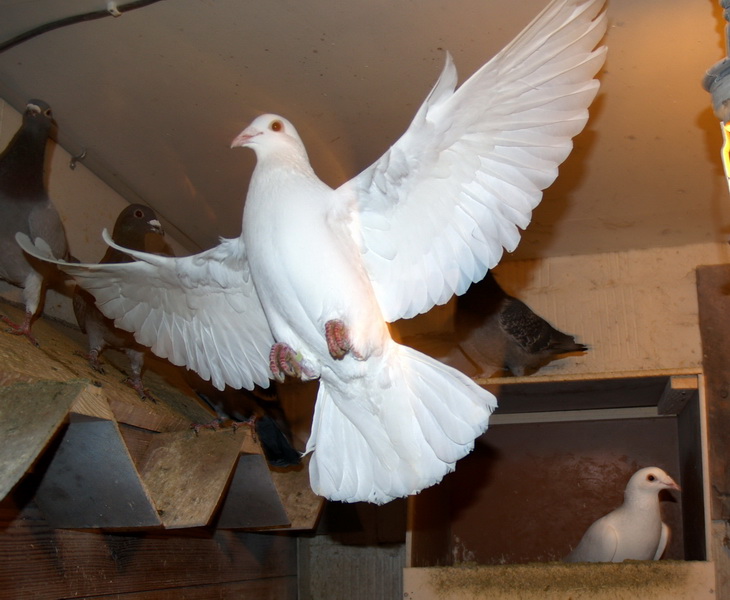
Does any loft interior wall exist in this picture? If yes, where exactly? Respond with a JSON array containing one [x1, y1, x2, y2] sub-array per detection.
[[0, 0, 726, 260], [0, 99, 189, 324]]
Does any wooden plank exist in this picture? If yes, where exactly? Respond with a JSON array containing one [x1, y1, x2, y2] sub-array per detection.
[[490, 406, 661, 425], [0, 303, 79, 388], [269, 455, 324, 531], [135, 428, 245, 529], [77, 577, 298, 599], [0, 491, 297, 600], [0, 300, 218, 433], [696, 264, 730, 519], [403, 562, 716, 600], [0, 379, 82, 500], [658, 375, 699, 416]]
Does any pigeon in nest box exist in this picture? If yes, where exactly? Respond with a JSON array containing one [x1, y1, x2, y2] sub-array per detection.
[[564, 466, 681, 563]]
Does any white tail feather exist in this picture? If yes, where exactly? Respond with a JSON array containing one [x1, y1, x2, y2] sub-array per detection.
[[306, 343, 496, 504]]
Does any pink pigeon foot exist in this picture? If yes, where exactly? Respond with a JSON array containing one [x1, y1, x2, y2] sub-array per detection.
[[123, 375, 156, 402], [325, 319, 363, 360], [1, 312, 38, 347], [232, 416, 257, 438], [269, 342, 316, 382], [190, 418, 224, 435], [74, 349, 106, 374]]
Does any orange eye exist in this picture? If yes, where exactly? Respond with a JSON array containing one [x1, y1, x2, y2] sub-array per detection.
[[270, 120, 283, 132]]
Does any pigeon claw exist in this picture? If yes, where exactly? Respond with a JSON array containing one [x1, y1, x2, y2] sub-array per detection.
[[74, 349, 106, 374], [269, 342, 315, 382], [190, 418, 224, 436], [325, 319, 362, 360], [1, 313, 39, 347], [123, 375, 156, 402], [232, 416, 257, 439]]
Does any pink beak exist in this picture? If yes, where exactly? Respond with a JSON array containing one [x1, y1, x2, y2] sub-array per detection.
[[666, 478, 681, 492], [231, 127, 260, 148]]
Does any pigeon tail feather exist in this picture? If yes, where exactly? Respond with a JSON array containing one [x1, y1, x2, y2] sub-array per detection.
[[306, 342, 496, 504]]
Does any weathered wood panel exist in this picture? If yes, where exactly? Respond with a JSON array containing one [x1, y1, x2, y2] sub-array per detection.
[[0, 484, 297, 600], [696, 264, 730, 520], [78, 578, 298, 599]]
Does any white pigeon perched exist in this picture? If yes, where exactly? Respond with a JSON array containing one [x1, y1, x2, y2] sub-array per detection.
[[564, 466, 681, 563], [17, 0, 607, 504]]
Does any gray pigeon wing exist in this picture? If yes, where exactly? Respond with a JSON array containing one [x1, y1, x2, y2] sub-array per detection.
[[27, 200, 68, 260]]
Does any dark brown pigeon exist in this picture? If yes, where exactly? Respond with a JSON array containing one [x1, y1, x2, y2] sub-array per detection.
[[73, 204, 165, 398]]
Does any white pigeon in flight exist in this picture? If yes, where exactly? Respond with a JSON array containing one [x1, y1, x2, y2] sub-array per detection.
[[564, 467, 681, 563], [17, 0, 607, 504]]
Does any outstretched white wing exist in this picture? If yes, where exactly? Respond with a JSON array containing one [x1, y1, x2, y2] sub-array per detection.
[[17, 231, 274, 391], [340, 0, 606, 321]]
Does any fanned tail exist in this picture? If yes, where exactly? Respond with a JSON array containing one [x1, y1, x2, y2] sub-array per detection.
[[306, 343, 496, 504]]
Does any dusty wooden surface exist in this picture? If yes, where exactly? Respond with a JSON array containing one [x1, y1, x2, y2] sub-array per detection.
[[0, 300, 214, 431], [136, 428, 250, 529], [403, 562, 716, 600], [0, 380, 79, 497]]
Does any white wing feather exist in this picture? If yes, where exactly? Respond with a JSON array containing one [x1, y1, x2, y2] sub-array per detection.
[[16, 231, 273, 391], [340, 0, 607, 321]]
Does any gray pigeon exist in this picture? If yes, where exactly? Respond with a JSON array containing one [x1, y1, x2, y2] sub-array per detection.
[[73, 204, 165, 398], [0, 99, 69, 344], [456, 271, 588, 376], [564, 466, 681, 563]]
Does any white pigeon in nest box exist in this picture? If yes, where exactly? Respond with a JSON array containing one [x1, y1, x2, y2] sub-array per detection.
[[564, 466, 681, 563], [17, 0, 607, 504]]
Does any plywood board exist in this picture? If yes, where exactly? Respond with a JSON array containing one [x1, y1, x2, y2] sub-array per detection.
[[403, 562, 715, 600], [135, 428, 245, 529], [0, 379, 81, 500]]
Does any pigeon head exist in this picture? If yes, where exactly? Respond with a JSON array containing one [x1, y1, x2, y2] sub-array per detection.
[[24, 99, 56, 136], [113, 203, 164, 241], [230, 114, 306, 159], [626, 467, 681, 499]]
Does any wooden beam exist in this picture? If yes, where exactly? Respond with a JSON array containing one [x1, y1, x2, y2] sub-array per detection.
[[696, 264, 730, 519]]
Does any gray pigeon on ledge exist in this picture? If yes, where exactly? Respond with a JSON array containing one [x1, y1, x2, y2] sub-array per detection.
[[564, 466, 681, 563], [0, 99, 69, 345], [456, 271, 588, 376], [73, 204, 166, 399]]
